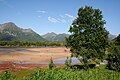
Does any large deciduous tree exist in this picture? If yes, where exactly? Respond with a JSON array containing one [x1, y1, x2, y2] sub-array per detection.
[[65, 6, 109, 65]]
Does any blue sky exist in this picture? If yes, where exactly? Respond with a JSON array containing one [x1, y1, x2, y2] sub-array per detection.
[[0, 0, 120, 35]]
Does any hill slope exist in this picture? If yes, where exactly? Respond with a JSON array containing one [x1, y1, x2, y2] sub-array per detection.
[[42, 32, 69, 42], [108, 34, 117, 40], [0, 22, 46, 41]]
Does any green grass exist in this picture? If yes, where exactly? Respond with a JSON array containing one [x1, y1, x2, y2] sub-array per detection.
[[11, 69, 36, 80], [0, 69, 36, 80], [0, 65, 120, 80]]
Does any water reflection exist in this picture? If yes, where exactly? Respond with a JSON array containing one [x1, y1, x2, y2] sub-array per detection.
[[13, 57, 80, 65]]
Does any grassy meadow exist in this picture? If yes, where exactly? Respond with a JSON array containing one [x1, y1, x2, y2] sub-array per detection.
[[0, 65, 120, 80]]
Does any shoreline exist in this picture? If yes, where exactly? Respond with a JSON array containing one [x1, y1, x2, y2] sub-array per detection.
[[0, 63, 64, 73], [0, 47, 70, 72]]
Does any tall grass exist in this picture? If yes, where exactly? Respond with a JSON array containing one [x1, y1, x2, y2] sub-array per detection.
[[26, 67, 120, 80], [0, 66, 120, 80]]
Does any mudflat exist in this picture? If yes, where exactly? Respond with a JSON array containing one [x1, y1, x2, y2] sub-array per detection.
[[0, 47, 70, 62]]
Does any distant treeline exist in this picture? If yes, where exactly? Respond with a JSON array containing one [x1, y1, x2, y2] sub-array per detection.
[[0, 41, 64, 47]]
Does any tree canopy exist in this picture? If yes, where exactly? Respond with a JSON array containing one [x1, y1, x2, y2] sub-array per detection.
[[65, 6, 109, 64]]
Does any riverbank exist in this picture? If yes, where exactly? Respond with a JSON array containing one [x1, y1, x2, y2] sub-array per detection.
[[0, 47, 70, 62], [0, 47, 70, 72]]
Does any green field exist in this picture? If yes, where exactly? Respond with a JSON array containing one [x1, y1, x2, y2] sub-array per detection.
[[0, 65, 120, 80]]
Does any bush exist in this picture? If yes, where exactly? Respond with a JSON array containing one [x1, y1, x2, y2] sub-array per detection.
[[94, 59, 101, 64], [48, 58, 55, 69], [107, 46, 120, 71], [64, 57, 72, 68]]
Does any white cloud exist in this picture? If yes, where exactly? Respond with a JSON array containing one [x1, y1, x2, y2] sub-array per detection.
[[48, 16, 66, 23], [36, 10, 46, 13], [65, 13, 75, 19], [57, 18, 66, 23], [48, 16, 59, 23]]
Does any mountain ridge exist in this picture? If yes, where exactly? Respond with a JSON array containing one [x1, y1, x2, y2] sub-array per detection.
[[0, 22, 117, 42], [0, 22, 46, 41], [42, 32, 69, 42]]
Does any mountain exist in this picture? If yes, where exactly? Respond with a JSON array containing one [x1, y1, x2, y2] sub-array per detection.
[[42, 32, 117, 42], [0, 22, 46, 41], [0, 22, 116, 42], [42, 32, 57, 41], [111, 34, 120, 42], [42, 32, 69, 42], [108, 34, 117, 40]]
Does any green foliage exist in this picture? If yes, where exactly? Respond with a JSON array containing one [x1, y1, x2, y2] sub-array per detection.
[[0, 71, 14, 80], [65, 6, 109, 67], [94, 59, 101, 64], [48, 58, 55, 69], [25, 67, 120, 80], [0, 66, 120, 80], [65, 57, 72, 68], [107, 46, 120, 71], [0, 41, 63, 47]]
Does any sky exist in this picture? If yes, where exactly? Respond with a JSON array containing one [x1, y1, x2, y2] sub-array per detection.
[[0, 0, 120, 35]]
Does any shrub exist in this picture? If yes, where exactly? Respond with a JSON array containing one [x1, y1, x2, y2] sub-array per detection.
[[48, 57, 55, 69], [65, 57, 72, 68], [94, 59, 101, 64], [107, 46, 120, 71]]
